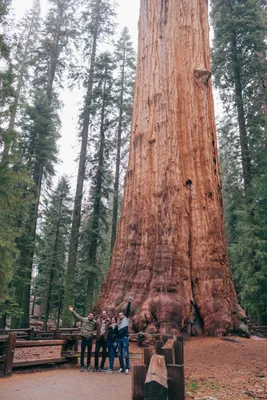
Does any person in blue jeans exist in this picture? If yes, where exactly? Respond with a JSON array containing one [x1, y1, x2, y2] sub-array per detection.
[[105, 317, 118, 373], [117, 297, 132, 374]]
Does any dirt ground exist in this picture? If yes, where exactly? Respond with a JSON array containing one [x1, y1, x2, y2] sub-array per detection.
[[0, 336, 266, 400], [184, 336, 267, 399]]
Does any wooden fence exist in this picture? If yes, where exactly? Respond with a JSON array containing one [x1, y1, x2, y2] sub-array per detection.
[[0, 328, 142, 377], [0, 333, 75, 377], [0, 327, 80, 341], [132, 335, 185, 400]]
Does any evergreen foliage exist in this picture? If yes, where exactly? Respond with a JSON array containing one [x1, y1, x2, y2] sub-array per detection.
[[12, 89, 60, 328], [1, 0, 138, 330], [34, 176, 72, 329], [80, 51, 116, 312], [62, 0, 117, 326], [111, 27, 136, 250], [212, 0, 267, 324]]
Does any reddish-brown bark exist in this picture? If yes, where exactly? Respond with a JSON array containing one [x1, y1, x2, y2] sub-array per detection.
[[97, 0, 246, 335]]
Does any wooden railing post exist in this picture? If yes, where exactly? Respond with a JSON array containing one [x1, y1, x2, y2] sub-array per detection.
[[143, 347, 153, 371], [29, 328, 34, 340], [144, 355, 168, 400], [167, 364, 185, 400], [132, 364, 146, 400], [3, 333, 17, 377], [162, 339, 175, 365], [174, 338, 184, 365], [162, 335, 172, 345], [155, 340, 164, 355]]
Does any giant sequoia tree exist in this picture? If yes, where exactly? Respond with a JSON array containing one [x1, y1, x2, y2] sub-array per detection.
[[97, 0, 246, 335]]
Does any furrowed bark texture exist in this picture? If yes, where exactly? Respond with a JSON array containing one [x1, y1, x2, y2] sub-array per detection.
[[97, 0, 245, 335]]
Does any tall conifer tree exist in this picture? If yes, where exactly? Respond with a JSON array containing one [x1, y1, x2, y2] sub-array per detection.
[[111, 27, 136, 250], [63, 0, 116, 326]]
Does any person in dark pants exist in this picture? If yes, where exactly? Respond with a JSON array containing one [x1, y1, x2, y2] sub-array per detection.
[[94, 310, 110, 372], [105, 317, 118, 373], [68, 306, 96, 372], [117, 297, 132, 374]]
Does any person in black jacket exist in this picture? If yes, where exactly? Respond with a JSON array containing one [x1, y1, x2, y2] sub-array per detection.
[[105, 317, 118, 373], [117, 297, 132, 374]]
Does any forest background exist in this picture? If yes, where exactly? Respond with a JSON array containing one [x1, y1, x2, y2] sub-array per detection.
[[0, 0, 266, 330]]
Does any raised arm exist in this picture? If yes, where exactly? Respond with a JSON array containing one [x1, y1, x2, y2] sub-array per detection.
[[68, 306, 84, 322], [125, 297, 132, 318]]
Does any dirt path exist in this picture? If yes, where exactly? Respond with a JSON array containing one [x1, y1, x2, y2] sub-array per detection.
[[0, 369, 131, 400]]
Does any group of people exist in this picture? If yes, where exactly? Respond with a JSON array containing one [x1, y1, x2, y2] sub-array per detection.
[[68, 297, 132, 374]]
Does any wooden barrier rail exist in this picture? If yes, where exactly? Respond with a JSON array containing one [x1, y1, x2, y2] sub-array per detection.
[[0, 332, 143, 378], [132, 335, 185, 400], [0, 334, 71, 377], [0, 328, 81, 341]]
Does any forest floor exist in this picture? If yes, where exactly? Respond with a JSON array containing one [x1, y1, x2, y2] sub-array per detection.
[[184, 336, 267, 399], [0, 336, 266, 400]]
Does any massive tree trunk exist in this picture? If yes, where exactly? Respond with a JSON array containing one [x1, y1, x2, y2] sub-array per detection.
[[96, 0, 246, 335]]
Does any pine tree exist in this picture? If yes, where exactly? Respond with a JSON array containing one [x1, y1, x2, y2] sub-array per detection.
[[34, 0, 78, 102], [0, 0, 13, 148], [62, 0, 117, 326], [13, 0, 78, 328], [211, 0, 266, 193], [1, 0, 41, 162], [211, 0, 267, 324], [35, 176, 72, 329], [0, 0, 31, 327], [82, 51, 115, 311], [12, 90, 60, 328], [111, 27, 136, 250], [230, 170, 267, 324]]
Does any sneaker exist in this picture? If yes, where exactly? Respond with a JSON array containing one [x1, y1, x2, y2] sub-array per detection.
[[99, 367, 104, 372], [117, 368, 125, 373], [93, 368, 98, 372], [80, 367, 85, 372], [125, 369, 129, 374], [86, 366, 91, 372], [105, 368, 113, 373]]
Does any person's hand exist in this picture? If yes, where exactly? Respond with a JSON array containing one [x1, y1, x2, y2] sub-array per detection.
[[128, 296, 133, 302], [68, 305, 73, 311]]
